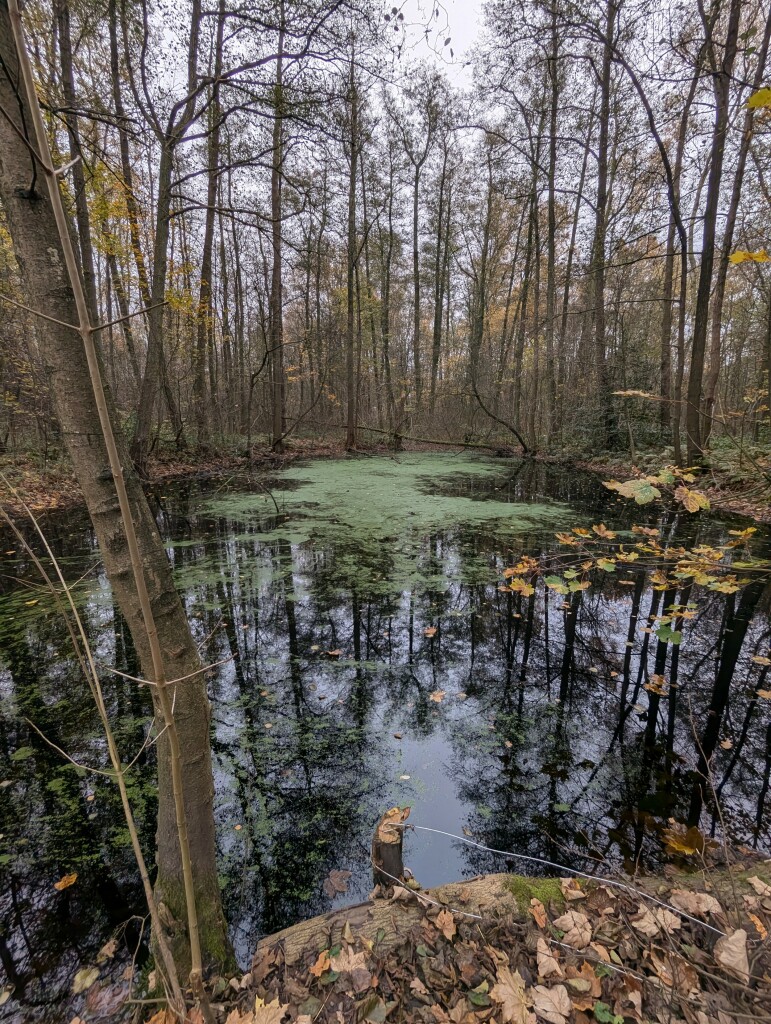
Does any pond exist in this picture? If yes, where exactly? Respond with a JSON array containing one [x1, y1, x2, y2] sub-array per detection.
[[0, 453, 769, 1021]]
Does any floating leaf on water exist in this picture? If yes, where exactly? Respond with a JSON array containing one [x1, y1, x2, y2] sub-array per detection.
[[423, 626, 437, 638], [54, 872, 78, 891], [428, 689, 446, 703], [322, 868, 352, 898]]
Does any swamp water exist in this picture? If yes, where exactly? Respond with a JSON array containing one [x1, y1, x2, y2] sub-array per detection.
[[0, 453, 769, 1021]]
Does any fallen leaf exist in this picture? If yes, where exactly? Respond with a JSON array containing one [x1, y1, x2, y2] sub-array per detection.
[[424, 627, 437, 638], [429, 690, 446, 703], [529, 984, 571, 1024], [529, 898, 547, 929], [309, 950, 330, 977], [536, 937, 563, 979], [330, 947, 367, 973], [490, 966, 535, 1023], [410, 977, 429, 997], [669, 889, 723, 918], [559, 878, 585, 901], [54, 872, 78, 891], [253, 996, 289, 1024], [714, 928, 750, 981], [323, 869, 352, 898], [553, 910, 592, 948], [435, 908, 456, 941], [747, 875, 771, 897], [630, 904, 660, 937], [326, 649, 341, 657]]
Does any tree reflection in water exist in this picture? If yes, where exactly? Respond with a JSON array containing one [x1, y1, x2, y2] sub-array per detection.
[[0, 455, 768, 1019]]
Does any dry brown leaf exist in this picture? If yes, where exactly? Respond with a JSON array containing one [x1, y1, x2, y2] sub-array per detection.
[[536, 937, 563, 979], [529, 898, 547, 929], [329, 947, 367, 973], [552, 910, 592, 949], [323, 869, 352, 898], [410, 977, 429, 997], [253, 997, 289, 1024], [435, 908, 456, 941], [309, 950, 330, 977], [653, 906, 682, 934], [490, 966, 535, 1024], [630, 904, 660, 937], [429, 689, 446, 703], [589, 942, 611, 963], [567, 962, 601, 998], [714, 928, 750, 982], [669, 889, 723, 918], [529, 984, 571, 1024], [424, 627, 437, 637], [747, 875, 771, 897], [559, 878, 585, 902]]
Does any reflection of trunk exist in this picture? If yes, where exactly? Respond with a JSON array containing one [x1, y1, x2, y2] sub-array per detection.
[[716, 663, 769, 801], [644, 585, 676, 748], [618, 572, 645, 731], [559, 589, 582, 701], [687, 578, 766, 826], [755, 725, 771, 847]]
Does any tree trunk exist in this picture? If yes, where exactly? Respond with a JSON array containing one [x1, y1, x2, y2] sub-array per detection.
[[345, 53, 359, 450], [685, 0, 742, 462], [270, 3, 286, 451], [0, 0, 230, 973]]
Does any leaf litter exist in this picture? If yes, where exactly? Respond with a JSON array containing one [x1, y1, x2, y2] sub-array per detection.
[[152, 866, 771, 1024]]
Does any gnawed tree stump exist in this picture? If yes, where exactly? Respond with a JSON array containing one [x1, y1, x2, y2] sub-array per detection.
[[371, 806, 409, 886]]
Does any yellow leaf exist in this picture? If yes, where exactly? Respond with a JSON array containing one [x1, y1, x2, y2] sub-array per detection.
[[54, 872, 78, 891], [728, 248, 770, 264], [747, 87, 771, 109]]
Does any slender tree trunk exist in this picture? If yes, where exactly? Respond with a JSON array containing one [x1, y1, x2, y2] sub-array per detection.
[[0, 0, 230, 973], [544, 2, 560, 443], [193, 0, 225, 444], [685, 0, 742, 462], [270, 4, 285, 450], [590, 0, 618, 449], [703, 7, 771, 436], [345, 51, 359, 449]]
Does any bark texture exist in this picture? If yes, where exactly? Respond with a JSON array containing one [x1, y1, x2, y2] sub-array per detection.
[[0, 0, 229, 971]]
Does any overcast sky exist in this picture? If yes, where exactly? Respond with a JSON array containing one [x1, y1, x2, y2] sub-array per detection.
[[398, 0, 486, 89]]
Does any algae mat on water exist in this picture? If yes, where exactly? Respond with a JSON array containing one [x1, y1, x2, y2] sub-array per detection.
[[199, 453, 572, 540]]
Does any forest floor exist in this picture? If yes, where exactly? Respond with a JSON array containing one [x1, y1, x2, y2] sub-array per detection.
[[149, 857, 771, 1024], [1, 437, 769, 525]]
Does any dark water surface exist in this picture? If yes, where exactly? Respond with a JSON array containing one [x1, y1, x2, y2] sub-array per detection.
[[0, 454, 769, 1021]]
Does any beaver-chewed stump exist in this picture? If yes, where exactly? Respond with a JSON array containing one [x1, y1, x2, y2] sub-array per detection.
[[371, 806, 409, 886]]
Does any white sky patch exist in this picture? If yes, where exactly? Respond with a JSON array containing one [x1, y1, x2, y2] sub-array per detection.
[[392, 0, 485, 90]]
